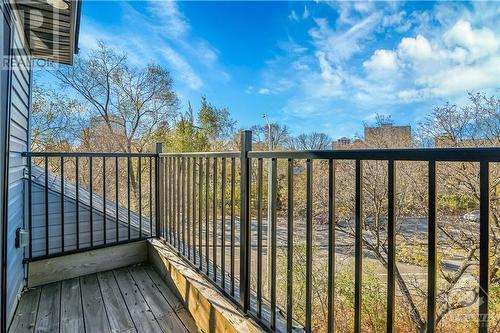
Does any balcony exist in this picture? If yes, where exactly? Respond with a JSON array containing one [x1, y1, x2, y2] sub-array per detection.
[[13, 131, 499, 333], [10, 264, 196, 333]]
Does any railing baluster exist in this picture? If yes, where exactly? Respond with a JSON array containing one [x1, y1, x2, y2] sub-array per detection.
[[149, 156, 153, 237], [286, 159, 294, 332], [168, 157, 172, 242], [239, 131, 252, 312], [155, 143, 163, 238], [115, 157, 119, 242], [178, 157, 182, 251], [127, 156, 131, 240], [213, 157, 218, 280], [221, 157, 226, 290], [387, 160, 396, 333], [205, 157, 210, 274], [305, 159, 313, 333], [193, 158, 197, 264], [182, 157, 186, 255], [163, 156, 167, 239], [171, 158, 175, 245], [60, 156, 64, 253], [90, 157, 93, 247], [199, 158, 203, 270], [138, 157, 142, 239], [327, 159, 335, 333], [45, 157, 49, 256], [354, 159, 363, 333], [76, 157, 80, 250], [230, 157, 236, 296], [270, 158, 278, 330], [479, 161, 489, 333], [427, 160, 437, 333], [187, 158, 191, 260], [257, 158, 263, 318], [103, 157, 107, 244], [28, 155, 32, 258], [175, 157, 178, 248], [173, 158, 177, 246]]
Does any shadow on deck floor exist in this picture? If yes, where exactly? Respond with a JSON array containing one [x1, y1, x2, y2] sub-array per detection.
[[9, 264, 198, 333]]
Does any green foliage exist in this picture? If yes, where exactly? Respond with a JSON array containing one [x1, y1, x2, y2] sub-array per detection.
[[155, 97, 236, 152], [198, 96, 236, 144], [397, 237, 428, 267], [276, 244, 388, 332], [438, 193, 476, 213]]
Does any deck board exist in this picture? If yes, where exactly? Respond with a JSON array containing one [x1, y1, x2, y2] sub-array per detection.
[[10, 264, 196, 333], [97, 270, 136, 333], [129, 266, 188, 333], [8, 288, 40, 333], [113, 267, 163, 332], [35, 282, 61, 332], [60, 278, 85, 333], [80, 274, 111, 333], [143, 266, 198, 333]]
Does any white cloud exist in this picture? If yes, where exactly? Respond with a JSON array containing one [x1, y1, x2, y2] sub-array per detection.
[[303, 6, 310, 20], [363, 49, 399, 75], [443, 20, 499, 62], [79, 1, 232, 92], [397, 35, 434, 62], [147, 0, 190, 39], [160, 47, 203, 90], [258, 88, 271, 95], [251, 1, 499, 134], [417, 57, 500, 96], [309, 12, 381, 64], [289, 6, 310, 21]]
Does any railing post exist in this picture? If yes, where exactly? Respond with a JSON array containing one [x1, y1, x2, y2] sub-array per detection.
[[155, 143, 163, 238], [239, 130, 252, 312]]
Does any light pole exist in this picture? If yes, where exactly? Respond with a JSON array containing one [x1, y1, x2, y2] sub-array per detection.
[[263, 113, 272, 295]]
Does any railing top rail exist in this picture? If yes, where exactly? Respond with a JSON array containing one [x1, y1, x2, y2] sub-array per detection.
[[160, 151, 240, 158], [23, 146, 500, 161], [23, 151, 158, 158], [248, 147, 500, 161]]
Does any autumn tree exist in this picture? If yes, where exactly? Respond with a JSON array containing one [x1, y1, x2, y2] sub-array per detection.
[[287, 132, 332, 150], [52, 40, 179, 196], [31, 84, 84, 151]]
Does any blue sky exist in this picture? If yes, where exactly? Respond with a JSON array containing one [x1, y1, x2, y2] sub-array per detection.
[[43, 1, 500, 139]]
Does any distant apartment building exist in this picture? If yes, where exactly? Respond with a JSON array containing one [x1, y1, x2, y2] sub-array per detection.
[[332, 122, 413, 149], [364, 123, 413, 147], [332, 137, 364, 149]]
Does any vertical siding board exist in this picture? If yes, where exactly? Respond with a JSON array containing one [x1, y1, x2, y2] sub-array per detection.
[[5, 11, 31, 324]]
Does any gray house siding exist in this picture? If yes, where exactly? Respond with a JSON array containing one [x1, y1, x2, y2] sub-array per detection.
[[2, 3, 31, 323]]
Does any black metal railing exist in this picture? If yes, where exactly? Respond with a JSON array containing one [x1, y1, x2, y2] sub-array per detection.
[[23, 132, 499, 333], [24, 151, 160, 260], [158, 131, 499, 333]]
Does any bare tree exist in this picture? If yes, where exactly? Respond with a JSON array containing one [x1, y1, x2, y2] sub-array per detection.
[[52, 41, 179, 195], [332, 92, 499, 332], [31, 84, 84, 151], [250, 122, 290, 149], [287, 132, 332, 150]]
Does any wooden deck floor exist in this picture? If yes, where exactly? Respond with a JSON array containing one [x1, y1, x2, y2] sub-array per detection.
[[9, 264, 198, 333]]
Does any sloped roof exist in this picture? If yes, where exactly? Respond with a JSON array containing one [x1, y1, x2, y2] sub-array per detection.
[[30, 165, 153, 236]]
